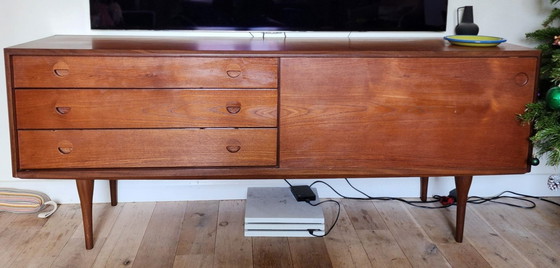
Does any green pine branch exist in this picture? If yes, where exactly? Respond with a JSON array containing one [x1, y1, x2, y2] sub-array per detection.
[[543, 8, 560, 26], [519, 101, 560, 166], [526, 27, 560, 43], [520, 0, 560, 167], [526, 27, 560, 82]]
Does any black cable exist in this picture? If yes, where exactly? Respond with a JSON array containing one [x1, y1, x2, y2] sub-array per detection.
[[310, 180, 365, 199], [468, 195, 536, 208], [344, 178, 373, 198], [305, 199, 340, 237], [283, 179, 341, 237], [503, 190, 560, 207], [283, 179, 293, 187], [311, 179, 450, 209], [342, 178, 560, 209], [282, 179, 560, 238], [467, 190, 560, 208]]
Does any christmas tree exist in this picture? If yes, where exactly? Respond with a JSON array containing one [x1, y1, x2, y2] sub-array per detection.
[[519, 0, 560, 167]]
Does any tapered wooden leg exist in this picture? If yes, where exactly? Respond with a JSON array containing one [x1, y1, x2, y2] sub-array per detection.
[[420, 177, 429, 202], [76, 179, 95, 249], [454, 175, 473, 243], [109, 180, 118, 206]]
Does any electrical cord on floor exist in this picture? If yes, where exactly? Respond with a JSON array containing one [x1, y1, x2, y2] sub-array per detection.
[[290, 178, 560, 209], [340, 178, 560, 209], [283, 178, 560, 237], [310, 179, 452, 209], [466, 190, 560, 208]]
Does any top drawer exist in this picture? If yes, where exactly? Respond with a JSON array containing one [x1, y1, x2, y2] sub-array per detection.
[[11, 56, 278, 89]]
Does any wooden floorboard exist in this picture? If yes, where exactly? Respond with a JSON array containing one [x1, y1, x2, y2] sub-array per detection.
[[472, 202, 558, 267], [133, 202, 187, 268], [374, 201, 451, 267], [406, 204, 491, 268], [323, 202, 371, 268], [214, 200, 253, 268], [0, 212, 46, 267], [0, 197, 558, 268], [174, 200, 219, 268], [461, 208, 534, 267], [92, 202, 156, 268], [521, 199, 560, 255], [9, 204, 82, 268], [252, 237, 293, 268], [52, 203, 124, 268], [342, 199, 411, 267]]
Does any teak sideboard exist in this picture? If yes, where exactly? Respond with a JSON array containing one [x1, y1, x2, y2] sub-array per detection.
[[4, 35, 540, 249]]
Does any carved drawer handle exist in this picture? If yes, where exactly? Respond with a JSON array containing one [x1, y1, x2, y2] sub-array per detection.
[[226, 70, 242, 78], [58, 147, 73, 154], [226, 64, 242, 78], [57, 140, 73, 154], [226, 145, 241, 153], [226, 102, 241, 114], [52, 61, 70, 77], [55, 107, 71, 115], [53, 69, 70, 77]]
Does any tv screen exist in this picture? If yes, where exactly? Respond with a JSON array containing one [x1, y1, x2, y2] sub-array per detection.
[[90, 0, 448, 32]]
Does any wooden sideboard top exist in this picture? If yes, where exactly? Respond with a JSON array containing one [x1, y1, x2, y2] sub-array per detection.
[[5, 35, 540, 57]]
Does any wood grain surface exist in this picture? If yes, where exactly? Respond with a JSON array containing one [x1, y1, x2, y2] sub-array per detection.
[[1, 197, 558, 267]]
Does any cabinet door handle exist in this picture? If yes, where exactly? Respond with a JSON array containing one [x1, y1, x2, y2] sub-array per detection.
[[55, 106, 72, 115], [514, 72, 529, 86], [226, 102, 241, 114], [226, 145, 241, 153]]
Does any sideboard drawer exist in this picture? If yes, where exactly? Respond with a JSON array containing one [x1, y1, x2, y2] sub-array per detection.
[[18, 128, 277, 169], [15, 89, 278, 129], [12, 56, 278, 89]]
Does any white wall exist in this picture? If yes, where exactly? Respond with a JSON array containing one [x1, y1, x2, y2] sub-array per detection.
[[1, 0, 559, 204]]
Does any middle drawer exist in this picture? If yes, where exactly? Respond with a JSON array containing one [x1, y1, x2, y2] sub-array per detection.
[[15, 89, 277, 129]]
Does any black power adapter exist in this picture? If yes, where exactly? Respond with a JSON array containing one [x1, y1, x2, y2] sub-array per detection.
[[290, 185, 317, 202]]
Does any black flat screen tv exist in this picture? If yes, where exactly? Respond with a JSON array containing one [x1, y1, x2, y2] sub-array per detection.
[[90, 0, 448, 32]]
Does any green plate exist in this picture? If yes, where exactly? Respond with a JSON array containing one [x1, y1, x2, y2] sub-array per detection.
[[444, 35, 507, 47]]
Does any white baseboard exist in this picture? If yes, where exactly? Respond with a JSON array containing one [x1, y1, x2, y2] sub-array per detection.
[[1, 171, 558, 204]]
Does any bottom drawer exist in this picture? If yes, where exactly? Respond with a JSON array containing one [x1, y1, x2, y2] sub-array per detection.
[[18, 128, 277, 169]]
